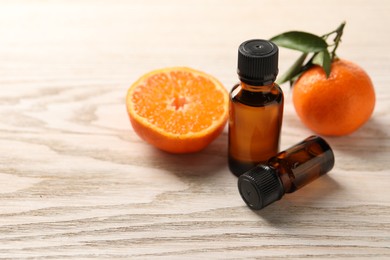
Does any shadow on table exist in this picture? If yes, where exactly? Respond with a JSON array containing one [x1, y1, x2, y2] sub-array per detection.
[[324, 118, 387, 155], [253, 174, 342, 224], [146, 132, 229, 178]]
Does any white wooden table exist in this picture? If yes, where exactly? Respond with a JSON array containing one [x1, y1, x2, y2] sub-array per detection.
[[1, 1, 389, 258]]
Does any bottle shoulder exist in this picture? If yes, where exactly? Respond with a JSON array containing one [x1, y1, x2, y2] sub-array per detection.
[[230, 83, 283, 107]]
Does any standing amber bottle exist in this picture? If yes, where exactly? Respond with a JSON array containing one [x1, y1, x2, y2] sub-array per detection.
[[229, 39, 283, 177]]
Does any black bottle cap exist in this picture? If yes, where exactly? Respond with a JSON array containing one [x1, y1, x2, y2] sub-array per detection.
[[238, 165, 284, 210], [237, 39, 279, 85]]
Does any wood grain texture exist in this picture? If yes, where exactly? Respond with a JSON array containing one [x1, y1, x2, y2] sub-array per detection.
[[0, 0, 389, 258]]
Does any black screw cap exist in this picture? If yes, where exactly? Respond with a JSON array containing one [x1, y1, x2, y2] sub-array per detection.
[[238, 164, 284, 210], [237, 39, 279, 85]]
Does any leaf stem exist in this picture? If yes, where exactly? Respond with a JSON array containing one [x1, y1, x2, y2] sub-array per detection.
[[270, 22, 346, 85], [330, 22, 346, 60]]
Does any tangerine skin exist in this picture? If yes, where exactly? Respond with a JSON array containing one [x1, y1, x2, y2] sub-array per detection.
[[128, 114, 227, 153], [292, 59, 375, 136]]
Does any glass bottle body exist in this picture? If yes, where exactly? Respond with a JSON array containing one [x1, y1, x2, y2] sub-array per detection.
[[237, 135, 335, 210], [229, 82, 284, 177], [268, 135, 335, 193]]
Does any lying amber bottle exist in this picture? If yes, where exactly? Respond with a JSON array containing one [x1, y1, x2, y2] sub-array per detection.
[[238, 135, 335, 210]]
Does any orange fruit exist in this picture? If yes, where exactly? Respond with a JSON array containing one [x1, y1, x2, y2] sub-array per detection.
[[292, 59, 375, 136], [126, 67, 229, 153]]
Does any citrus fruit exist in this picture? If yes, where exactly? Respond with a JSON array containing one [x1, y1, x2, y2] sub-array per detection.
[[292, 59, 375, 136], [126, 67, 229, 153]]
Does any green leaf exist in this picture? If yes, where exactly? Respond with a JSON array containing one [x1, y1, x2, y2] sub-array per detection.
[[312, 50, 331, 77], [276, 53, 308, 84], [270, 31, 328, 53]]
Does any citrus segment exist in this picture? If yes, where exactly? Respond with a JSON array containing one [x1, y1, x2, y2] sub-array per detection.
[[126, 67, 229, 153]]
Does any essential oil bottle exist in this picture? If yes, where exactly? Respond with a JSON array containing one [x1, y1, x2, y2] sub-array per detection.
[[238, 135, 335, 210], [229, 39, 284, 177]]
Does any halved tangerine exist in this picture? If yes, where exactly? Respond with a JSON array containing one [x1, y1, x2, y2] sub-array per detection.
[[126, 67, 229, 153]]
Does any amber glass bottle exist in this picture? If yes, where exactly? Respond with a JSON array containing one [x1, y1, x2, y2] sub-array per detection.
[[229, 39, 283, 177], [238, 135, 335, 210]]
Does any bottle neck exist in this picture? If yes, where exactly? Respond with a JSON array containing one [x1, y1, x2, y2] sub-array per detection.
[[240, 82, 276, 92]]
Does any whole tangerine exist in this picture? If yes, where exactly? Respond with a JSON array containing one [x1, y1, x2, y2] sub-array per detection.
[[292, 59, 375, 136]]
